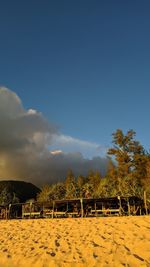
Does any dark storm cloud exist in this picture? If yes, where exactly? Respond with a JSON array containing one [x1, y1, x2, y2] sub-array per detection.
[[0, 87, 109, 186]]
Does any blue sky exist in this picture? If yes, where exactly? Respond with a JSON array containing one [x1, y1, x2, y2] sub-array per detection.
[[1, 0, 150, 157]]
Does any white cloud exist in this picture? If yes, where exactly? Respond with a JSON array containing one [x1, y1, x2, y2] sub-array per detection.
[[51, 134, 107, 158], [52, 134, 98, 148], [27, 109, 38, 115], [0, 87, 109, 186], [50, 150, 63, 155]]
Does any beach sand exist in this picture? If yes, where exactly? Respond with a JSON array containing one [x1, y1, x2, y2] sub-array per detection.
[[0, 216, 150, 267]]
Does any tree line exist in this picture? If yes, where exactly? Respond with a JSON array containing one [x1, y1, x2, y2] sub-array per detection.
[[37, 129, 150, 203]]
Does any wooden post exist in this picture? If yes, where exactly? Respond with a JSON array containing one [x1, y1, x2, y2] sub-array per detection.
[[22, 204, 24, 219], [8, 204, 11, 219], [80, 198, 84, 218], [118, 196, 122, 216], [144, 191, 148, 215], [6, 207, 8, 220], [30, 202, 32, 219], [140, 207, 142, 216], [94, 202, 96, 211], [94, 201, 97, 216], [42, 203, 44, 218], [127, 198, 130, 216], [52, 201, 54, 218], [133, 204, 136, 215]]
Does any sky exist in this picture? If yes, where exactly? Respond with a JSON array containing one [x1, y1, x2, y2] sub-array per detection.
[[0, 1, 150, 185]]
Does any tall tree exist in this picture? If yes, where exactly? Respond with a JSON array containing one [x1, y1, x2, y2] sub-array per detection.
[[48, 183, 66, 200], [108, 129, 147, 179], [106, 159, 117, 180], [88, 170, 101, 188], [65, 170, 77, 199], [37, 185, 52, 202], [0, 187, 12, 205], [76, 175, 85, 197], [37, 183, 66, 202], [144, 159, 150, 202], [107, 129, 148, 196]]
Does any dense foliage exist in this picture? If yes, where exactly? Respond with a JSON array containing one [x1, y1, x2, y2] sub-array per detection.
[[0, 129, 150, 205], [0, 180, 40, 205], [37, 129, 150, 203]]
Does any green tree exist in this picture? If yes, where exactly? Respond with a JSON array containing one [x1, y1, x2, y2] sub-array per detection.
[[144, 159, 150, 204], [107, 129, 148, 196], [48, 183, 66, 200], [106, 159, 117, 180], [65, 170, 77, 199], [37, 185, 52, 202], [82, 183, 93, 198], [76, 175, 85, 197], [108, 129, 147, 180], [95, 176, 118, 198], [37, 183, 66, 202], [0, 188, 12, 205], [88, 170, 101, 188], [84, 170, 102, 198]]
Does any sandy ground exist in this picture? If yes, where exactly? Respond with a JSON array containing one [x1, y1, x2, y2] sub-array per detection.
[[0, 216, 150, 267]]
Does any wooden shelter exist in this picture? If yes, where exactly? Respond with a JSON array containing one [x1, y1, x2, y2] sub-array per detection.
[[52, 196, 144, 217], [5, 196, 146, 220], [9, 203, 23, 219], [52, 198, 81, 218], [85, 196, 144, 216], [0, 205, 9, 219], [22, 201, 54, 219]]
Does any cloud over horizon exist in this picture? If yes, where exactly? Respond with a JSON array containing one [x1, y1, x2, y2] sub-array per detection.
[[0, 87, 109, 186]]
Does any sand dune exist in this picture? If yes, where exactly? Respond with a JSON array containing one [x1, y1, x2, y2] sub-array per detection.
[[0, 216, 150, 267]]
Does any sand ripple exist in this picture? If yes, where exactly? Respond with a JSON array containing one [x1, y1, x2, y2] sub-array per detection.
[[0, 216, 150, 267]]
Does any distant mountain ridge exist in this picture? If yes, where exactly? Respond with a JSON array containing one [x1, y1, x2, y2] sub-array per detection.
[[0, 180, 41, 204]]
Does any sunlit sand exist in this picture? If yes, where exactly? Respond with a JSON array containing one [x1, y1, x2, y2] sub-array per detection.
[[0, 216, 150, 267]]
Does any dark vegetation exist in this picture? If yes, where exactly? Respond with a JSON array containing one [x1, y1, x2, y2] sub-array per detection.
[[0, 180, 40, 205], [37, 129, 150, 204], [0, 129, 150, 206]]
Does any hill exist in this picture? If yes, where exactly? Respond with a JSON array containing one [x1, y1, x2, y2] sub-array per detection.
[[0, 180, 41, 205]]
